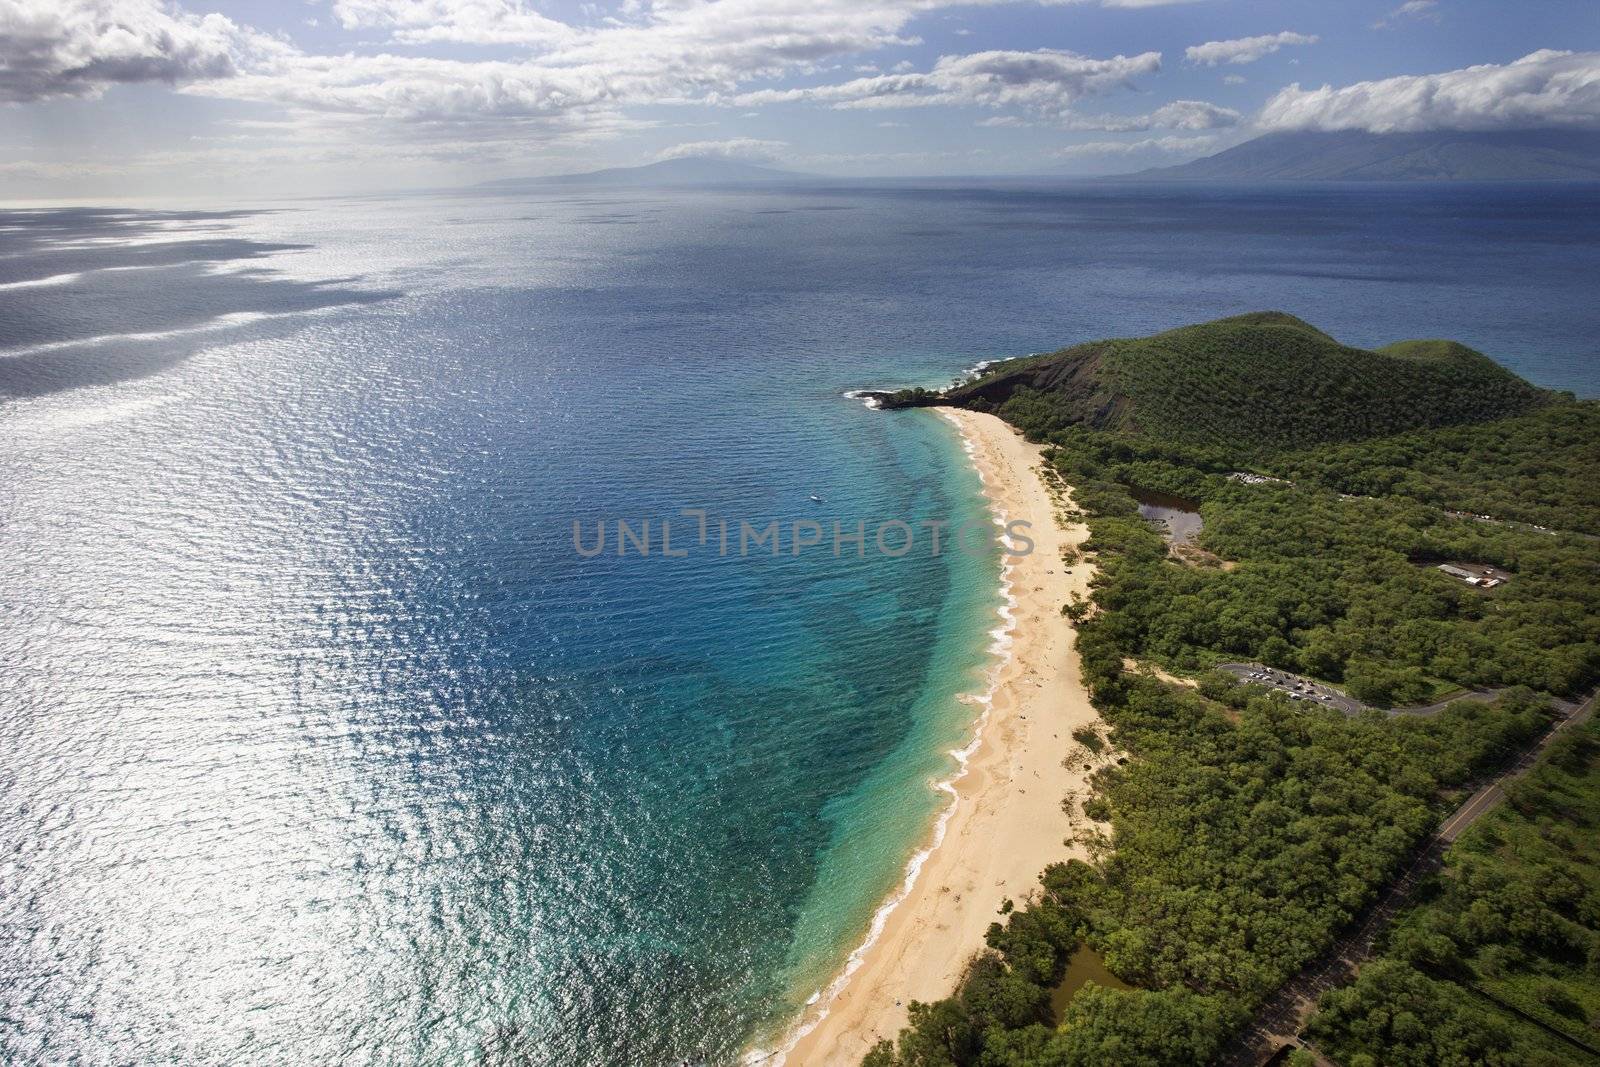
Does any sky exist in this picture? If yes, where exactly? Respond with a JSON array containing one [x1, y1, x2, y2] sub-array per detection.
[[1, 0, 1598, 198]]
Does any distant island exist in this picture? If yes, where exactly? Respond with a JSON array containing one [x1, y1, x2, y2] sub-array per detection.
[[1125, 129, 1600, 182], [858, 313, 1600, 1067], [469, 135, 1600, 192], [475, 155, 809, 190]]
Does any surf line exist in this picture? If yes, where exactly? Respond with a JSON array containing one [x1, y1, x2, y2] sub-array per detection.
[[747, 408, 1021, 1066]]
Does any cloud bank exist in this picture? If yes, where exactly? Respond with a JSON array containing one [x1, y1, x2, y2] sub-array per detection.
[[732, 48, 1163, 113], [1260, 49, 1600, 132], [0, 1, 1161, 133]]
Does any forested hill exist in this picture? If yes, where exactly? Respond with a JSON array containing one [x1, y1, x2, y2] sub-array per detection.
[[864, 323, 1598, 1067], [880, 312, 1557, 453]]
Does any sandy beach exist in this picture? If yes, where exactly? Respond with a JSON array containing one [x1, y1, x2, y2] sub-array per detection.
[[775, 409, 1103, 1066]]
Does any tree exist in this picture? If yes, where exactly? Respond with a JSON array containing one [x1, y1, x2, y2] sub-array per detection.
[[1049, 986, 1228, 1066], [891, 999, 978, 1066], [1306, 960, 1520, 1066]]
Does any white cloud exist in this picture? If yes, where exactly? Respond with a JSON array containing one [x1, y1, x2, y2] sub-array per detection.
[[1374, 0, 1440, 29], [1068, 98, 1238, 130], [731, 48, 1161, 112], [0, 0, 286, 103], [325, 0, 1174, 68], [657, 137, 786, 161], [1259, 49, 1600, 132], [195, 53, 626, 124], [1185, 30, 1318, 67], [1053, 134, 1214, 156], [5, 0, 1166, 124], [1152, 98, 1239, 128], [331, 0, 575, 47], [0, 0, 1264, 187], [169, 2, 1162, 134]]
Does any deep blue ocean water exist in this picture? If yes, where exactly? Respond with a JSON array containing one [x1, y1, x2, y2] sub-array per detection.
[[2, 182, 1598, 1067]]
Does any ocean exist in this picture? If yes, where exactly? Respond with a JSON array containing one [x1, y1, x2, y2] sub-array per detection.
[[2, 181, 1597, 1066]]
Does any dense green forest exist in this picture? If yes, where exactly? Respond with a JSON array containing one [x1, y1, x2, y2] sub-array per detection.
[[1306, 717, 1600, 1066], [1049, 422, 1600, 705], [886, 313, 1558, 454], [1274, 403, 1600, 536], [863, 681, 1555, 1066], [864, 319, 1599, 1066]]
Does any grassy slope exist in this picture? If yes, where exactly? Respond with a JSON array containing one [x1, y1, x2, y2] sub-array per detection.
[[943, 312, 1553, 453]]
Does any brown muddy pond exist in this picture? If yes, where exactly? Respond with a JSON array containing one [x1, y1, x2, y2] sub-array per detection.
[[1132, 488, 1203, 547], [1050, 945, 1133, 1022]]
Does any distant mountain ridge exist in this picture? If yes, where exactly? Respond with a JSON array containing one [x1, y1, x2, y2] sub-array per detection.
[[877, 312, 1557, 452], [476, 155, 808, 189], [1130, 129, 1600, 182]]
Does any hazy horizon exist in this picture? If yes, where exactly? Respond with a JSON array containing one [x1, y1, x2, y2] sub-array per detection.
[[3, 0, 1600, 200]]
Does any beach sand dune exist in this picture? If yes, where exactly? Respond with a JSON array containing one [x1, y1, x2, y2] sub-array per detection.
[[776, 409, 1103, 1065]]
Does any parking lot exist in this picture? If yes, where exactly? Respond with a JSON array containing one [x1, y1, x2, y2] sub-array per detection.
[[1218, 664, 1366, 715]]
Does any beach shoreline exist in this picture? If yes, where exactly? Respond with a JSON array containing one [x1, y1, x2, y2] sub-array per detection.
[[764, 409, 1103, 1066]]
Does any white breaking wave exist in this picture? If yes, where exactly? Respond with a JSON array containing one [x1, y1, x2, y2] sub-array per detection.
[[841, 389, 882, 410], [958, 358, 996, 383]]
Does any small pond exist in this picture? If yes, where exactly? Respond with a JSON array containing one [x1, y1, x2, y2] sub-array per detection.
[[1131, 487, 1203, 547], [1050, 945, 1134, 1022]]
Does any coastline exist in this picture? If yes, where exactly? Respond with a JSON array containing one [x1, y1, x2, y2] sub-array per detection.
[[768, 409, 1102, 1065]]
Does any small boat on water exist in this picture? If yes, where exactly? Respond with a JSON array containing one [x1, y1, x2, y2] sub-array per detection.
[[809, 494, 824, 503]]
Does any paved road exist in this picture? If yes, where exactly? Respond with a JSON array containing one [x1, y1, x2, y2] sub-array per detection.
[[1217, 687, 1598, 1067]]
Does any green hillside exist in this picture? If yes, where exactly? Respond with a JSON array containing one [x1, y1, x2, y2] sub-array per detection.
[[886, 313, 1554, 453], [864, 315, 1597, 1067]]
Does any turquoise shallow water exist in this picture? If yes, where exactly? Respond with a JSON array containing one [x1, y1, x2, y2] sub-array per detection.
[[1, 183, 1598, 1066]]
